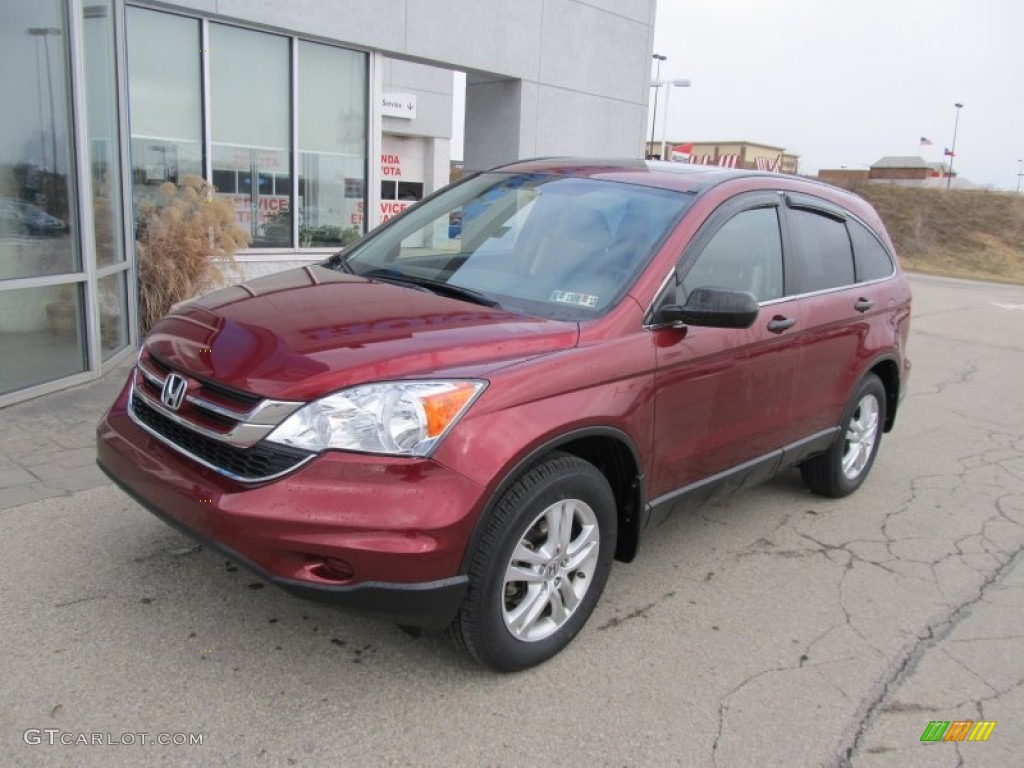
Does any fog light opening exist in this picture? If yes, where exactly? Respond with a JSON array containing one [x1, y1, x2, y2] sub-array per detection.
[[310, 557, 355, 583]]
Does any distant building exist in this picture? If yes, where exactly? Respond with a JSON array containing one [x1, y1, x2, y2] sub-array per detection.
[[646, 140, 799, 174], [818, 156, 975, 189], [816, 168, 870, 185], [868, 156, 935, 181]]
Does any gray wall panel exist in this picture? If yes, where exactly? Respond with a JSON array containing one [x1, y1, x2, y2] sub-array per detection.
[[405, 0, 544, 80], [534, 85, 646, 158], [215, 0, 408, 50], [539, 0, 650, 103]]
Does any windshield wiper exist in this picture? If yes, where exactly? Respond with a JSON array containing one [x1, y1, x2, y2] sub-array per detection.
[[360, 269, 500, 308]]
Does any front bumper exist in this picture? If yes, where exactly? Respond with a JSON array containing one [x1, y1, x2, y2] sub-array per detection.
[[97, 377, 485, 629]]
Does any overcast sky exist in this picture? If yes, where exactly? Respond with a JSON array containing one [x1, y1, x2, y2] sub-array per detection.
[[652, 0, 1024, 189]]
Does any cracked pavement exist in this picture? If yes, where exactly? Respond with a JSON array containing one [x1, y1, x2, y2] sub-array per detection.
[[2, 273, 1022, 766]]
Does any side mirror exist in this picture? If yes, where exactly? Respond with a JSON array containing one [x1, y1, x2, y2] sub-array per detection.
[[658, 287, 759, 329]]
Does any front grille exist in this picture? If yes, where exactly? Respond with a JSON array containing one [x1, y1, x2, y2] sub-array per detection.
[[131, 396, 311, 481], [148, 351, 262, 410]]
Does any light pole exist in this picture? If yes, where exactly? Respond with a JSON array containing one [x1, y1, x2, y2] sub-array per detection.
[[648, 54, 666, 158], [26, 27, 62, 180], [1017, 158, 1023, 195], [657, 79, 692, 160], [946, 102, 963, 190]]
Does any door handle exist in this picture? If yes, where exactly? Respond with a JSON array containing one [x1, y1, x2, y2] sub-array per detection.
[[766, 316, 797, 333], [854, 297, 875, 313]]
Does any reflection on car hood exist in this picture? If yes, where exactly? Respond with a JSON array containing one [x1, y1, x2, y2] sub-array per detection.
[[145, 265, 579, 401]]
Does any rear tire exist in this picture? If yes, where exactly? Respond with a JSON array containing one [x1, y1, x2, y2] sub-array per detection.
[[801, 373, 886, 498], [449, 452, 616, 672]]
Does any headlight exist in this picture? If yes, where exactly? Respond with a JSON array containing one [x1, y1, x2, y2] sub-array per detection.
[[265, 380, 486, 457]]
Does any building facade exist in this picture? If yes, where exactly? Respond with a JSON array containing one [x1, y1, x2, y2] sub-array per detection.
[[0, 0, 656, 405], [646, 139, 799, 175]]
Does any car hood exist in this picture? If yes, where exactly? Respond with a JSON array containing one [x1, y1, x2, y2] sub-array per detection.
[[145, 265, 579, 401]]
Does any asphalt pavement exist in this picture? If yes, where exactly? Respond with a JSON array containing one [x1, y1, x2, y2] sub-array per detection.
[[1, 272, 1022, 767]]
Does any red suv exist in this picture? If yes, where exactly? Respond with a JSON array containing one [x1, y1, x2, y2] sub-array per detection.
[[98, 159, 911, 671]]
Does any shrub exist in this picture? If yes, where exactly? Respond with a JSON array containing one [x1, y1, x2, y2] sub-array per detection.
[[134, 175, 250, 333]]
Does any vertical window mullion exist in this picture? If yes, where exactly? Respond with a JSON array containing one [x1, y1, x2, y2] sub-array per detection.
[[67, 0, 98, 372], [201, 18, 211, 182], [367, 51, 383, 231], [291, 36, 298, 249], [112, 0, 137, 350]]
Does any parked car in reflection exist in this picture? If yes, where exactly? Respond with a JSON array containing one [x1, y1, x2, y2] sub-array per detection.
[[0, 198, 68, 236], [98, 158, 912, 671]]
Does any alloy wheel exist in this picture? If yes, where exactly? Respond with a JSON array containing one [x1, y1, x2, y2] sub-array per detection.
[[501, 498, 600, 642]]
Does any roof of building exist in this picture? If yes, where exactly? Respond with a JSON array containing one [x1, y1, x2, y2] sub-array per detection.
[[871, 156, 931, 169]]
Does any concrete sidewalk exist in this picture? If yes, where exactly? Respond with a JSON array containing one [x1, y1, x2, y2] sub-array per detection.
[[0, 362, 130, 511]]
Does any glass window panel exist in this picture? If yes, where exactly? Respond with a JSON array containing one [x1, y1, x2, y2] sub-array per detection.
[[849, 219, 895, 282], [83, 0, 124, 267], [212, 169, 236, 194], [398, 182, 423, 201], [787, 208, 855, 293], [0, 0, 78, 279], [126, 9, 202, 205], [98, 270, 129, 359], [211, 24, 291, 247], [682, 207, 784, 303], [0, 283, 87, 395], [298, 40, 366, 248]]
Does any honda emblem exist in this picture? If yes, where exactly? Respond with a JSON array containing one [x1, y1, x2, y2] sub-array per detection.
[[160, 373, 187, 411]]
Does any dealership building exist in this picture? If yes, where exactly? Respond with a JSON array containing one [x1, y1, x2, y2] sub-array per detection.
[[0, 0, 656, 405]]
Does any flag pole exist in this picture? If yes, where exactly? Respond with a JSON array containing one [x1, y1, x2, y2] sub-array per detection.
[[946, 103, 963, 190]]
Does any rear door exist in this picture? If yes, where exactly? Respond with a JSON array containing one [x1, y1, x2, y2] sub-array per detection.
[[780, 194, 896, 435]]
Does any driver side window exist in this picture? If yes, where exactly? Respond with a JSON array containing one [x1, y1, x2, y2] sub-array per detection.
[[680, 206, 784, 303]]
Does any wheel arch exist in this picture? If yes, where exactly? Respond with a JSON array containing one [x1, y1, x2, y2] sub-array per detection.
[[458, 427, 646, 575], [867, 356, 901, 432]]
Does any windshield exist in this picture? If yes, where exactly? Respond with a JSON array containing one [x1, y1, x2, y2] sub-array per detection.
[[332, 172, 692, 320]]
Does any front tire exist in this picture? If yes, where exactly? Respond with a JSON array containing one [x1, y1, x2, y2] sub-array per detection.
[[801, 373, 886, 498], [449, 452, 616, 672]]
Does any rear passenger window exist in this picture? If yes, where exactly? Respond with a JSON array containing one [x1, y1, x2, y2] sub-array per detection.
[[681, 207, 784, 302], [787, 208, 854, 293], [848, 219, 895, 282]]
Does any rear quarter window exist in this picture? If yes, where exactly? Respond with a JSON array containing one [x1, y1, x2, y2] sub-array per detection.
[[848, 219, 895, 282]]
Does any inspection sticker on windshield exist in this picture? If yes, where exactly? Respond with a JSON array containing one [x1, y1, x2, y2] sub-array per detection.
[[551, 290, 599, 308]]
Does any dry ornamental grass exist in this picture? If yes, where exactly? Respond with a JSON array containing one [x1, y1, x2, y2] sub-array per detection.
[[843, 182, 1024, 285], [135, 174, 250, 333]]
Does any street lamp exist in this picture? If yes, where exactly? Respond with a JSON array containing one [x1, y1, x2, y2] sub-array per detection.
[[656, 79, 692, 160], [648, 54, 667, 158], [26, 27, 62, 179], [946, 102, 963, 190], [1017, 158, 1023, 195]]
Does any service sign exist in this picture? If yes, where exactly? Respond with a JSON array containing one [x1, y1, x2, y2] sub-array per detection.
[[382, 93, 417, 119]]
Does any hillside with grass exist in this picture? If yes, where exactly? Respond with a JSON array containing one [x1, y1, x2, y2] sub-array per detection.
[[838, 182, 1024, 284]]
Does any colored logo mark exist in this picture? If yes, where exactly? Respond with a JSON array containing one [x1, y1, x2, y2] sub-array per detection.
[[920, 720, 996, 742]]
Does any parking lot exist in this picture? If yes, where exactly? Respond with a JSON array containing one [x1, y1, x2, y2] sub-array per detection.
[[2, 272, 1022, 767]]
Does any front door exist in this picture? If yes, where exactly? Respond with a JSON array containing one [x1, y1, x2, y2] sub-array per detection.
[[648, 198, 804, 504]]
